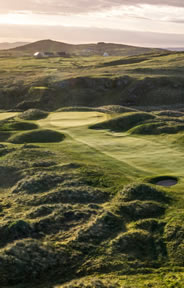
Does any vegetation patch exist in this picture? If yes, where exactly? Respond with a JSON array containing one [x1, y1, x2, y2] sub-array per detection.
[[8, 129, 65, 144], [0, 165, 22, 188], [155, 110, 184, 118], [76, 211, 124, 245], [135, 219, 165, 233], [97, 105, 137, 113], [0, 220, 33, 247], [0, 119, 38, 131], [165, 218, 184, 265], [0, 239, 70, 286], [111, 230, 159, 261], [12, 172, 65, 194], [116, 200, 166, 221], [120, 183, 170, 203], [90, 112, 155, 132], [0, 131, 13, 142], [32, 186, 109, 205], [57, 106, 96, 112], [19, 109, 49, 120], [60, 278, 119, 288]]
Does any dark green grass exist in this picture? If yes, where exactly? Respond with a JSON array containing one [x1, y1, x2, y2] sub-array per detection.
[[130, 122, 184, 135], [19, 109, 49, 120], [155, 110, 184, 117], [0, 119, 38, 131], [90, 112, 155, 132], [8, 129, 65, 144]]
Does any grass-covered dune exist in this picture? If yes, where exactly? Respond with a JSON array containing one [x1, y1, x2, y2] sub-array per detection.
[[58, 105, 137, 114], [90, 112, 155, 132], [0, 111, 184, 287], [0, 118, 38, 131], [8, 129, 65, 144], [19, 109, 49, 120], [130, 121, 184, 135]]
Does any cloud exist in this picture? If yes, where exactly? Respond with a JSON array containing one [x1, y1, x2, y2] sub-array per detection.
[[1, 0, 184, 15]]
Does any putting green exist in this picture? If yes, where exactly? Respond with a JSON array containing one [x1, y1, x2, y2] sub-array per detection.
[[46, 112, 109, 128]]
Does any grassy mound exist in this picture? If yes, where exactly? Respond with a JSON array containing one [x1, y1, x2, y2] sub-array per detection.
[[8, 129, 65, 144], [76, 211, 124, 245], [111, 230, 156, 260], [12, 172, 65, 194], [57, 106, 95, 112], [120, 183, 169, 203], [97, 105, 137, 113], [19, 109, 49, 120], [155, 110, 184, 118], [130, 121, 184, 135], [0, 119, 38, 131], [32, 186, 108, 205], [61, 278, 118, 288], [135, 219, 165, 233], [0, 239, 69, 285], [90, 112, 155, 132], [0, 131, 12, 142], [116, 200, 165, 221], [57, 105, 137, 114]]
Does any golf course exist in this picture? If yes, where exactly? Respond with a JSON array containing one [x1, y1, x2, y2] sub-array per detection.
[[0, 106, 184, 287]]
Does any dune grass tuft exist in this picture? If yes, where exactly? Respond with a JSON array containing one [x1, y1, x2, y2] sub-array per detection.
[[19, 109, 49, 120]]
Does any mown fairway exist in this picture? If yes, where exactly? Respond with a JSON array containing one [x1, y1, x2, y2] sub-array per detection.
[[39, 111, 184, 182]]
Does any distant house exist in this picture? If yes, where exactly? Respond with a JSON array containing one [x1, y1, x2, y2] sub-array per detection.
[[34, 52, 46, 59], [103, 52, 109, 57], [57, 52, 67, 57], [33, 51, 69, 58], [44, 52, 54, 57]]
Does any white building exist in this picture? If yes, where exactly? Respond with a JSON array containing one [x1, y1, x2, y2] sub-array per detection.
[[34, 52, 47, 59], [103, 52, 109, 57]]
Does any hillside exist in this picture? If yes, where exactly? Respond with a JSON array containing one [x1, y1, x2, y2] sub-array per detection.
[[9, 39, 165, 56], [0, 50, 182, 111], [0, 42, 29, 50]]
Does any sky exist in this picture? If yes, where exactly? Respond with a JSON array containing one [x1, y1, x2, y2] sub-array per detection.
[[0, 0, 184, 47]]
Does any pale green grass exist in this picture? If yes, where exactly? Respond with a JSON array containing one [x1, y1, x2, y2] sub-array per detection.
[[0, 112, 19, 120], [0, 53, 184, 87], [38, 111, 184, 187], [45, 111, 109, 128]]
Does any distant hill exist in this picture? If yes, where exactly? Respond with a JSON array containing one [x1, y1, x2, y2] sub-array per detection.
[[0, 42, 29, 50], [167, 48, 184, 51], [9, 39, 165, 56]]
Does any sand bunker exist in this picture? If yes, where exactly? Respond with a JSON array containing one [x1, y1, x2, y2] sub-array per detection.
[[156, 179, 177, 187], [151, 176, 178, 187]]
